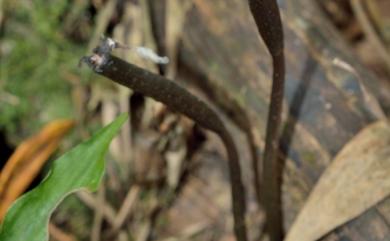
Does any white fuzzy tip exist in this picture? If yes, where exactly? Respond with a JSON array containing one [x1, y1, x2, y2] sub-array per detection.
[[135, 47, 169, 64]]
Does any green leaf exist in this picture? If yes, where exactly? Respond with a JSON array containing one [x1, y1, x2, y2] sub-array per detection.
[[0, 113, 128, 241]]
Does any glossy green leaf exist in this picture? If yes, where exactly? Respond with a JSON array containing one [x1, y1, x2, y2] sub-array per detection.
[[0, 113, 128, 241]]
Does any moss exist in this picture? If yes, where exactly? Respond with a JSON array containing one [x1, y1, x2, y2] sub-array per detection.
[[0, 0, 89, 143]]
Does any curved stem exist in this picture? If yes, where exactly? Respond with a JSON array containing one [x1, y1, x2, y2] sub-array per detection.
[[248, 1, 285, 240], [82, 53, 248, 241]]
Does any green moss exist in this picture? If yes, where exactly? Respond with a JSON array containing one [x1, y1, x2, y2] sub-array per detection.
[[0, 0, 89, 143]]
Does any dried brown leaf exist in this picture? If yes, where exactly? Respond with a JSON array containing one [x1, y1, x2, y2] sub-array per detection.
[[285, 120, 390, 241]]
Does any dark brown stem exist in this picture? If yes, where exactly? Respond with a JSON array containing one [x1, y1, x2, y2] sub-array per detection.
[[83, 54, 248, 241], [261, 55, 285, 241], [178, 58, 261, 216], [248, 1, 285, 241]]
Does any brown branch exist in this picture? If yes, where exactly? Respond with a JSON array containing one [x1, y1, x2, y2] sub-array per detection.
[[81, 49, 248, 241], [248, 1, 285, 241]]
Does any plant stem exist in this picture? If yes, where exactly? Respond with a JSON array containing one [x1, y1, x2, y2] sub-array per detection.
[[82, 53, 248, 241], [248, 1, 285, 240], [261, 54, 285, 241]]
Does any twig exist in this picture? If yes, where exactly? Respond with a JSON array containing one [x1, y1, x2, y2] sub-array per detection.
[[76, 191, 117, 226], [248, 1, 285, 241], [111, 186, 140, 233], [136, 219, 152, 241], [91, 185, 105, 241], [81, 42, 248, 241], [49, 223, 78, 241]]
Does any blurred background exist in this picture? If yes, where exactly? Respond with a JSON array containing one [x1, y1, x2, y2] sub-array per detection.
[[1, 0, 390, 241]]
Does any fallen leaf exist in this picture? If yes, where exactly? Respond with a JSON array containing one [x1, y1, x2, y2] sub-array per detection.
[[285, 120, 390, 241], [0, 119, 74, 220]]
